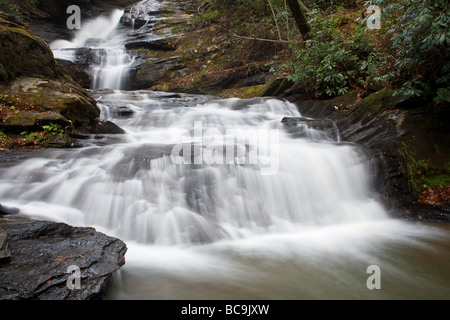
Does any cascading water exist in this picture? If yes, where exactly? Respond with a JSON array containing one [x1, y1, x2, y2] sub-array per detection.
[[49, 0, 162, 90], [1, 90, 449, 299], [1, 1, 449, 300], [50, 9, 132, 90]]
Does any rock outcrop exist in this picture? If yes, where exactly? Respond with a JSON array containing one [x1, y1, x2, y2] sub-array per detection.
[[0, 11, 125, 146], [0, 0, 138, 43], [0, 12, 59, 82], [284, 89, 450, 220], [0, 214, 127, 300], [56, 59, 91, 89]]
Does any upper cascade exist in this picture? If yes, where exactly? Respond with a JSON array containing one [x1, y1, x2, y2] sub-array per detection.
[[49, 0, 164, 90]]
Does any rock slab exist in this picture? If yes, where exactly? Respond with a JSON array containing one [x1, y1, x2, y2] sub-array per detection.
[[0, 215, 127, 300]]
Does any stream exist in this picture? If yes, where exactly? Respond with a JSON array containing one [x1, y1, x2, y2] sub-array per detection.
[[0, 0, 449, 300]]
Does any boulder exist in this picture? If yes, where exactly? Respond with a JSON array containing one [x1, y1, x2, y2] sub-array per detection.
[[0, 77, 100, 130], [56, 59, 91, 88], [130, 56, 185, 90], [0, 11, 101, 139], [93, 121, 125, 134], [0, 13, 100, 146], [0, 12, 59, 82], [0, 215, 127, 300], [0, 203, 20, 215]]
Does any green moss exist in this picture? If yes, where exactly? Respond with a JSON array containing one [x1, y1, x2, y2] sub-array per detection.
[[187, 10, 220, 29], [398, 143, 421, 196], [0, 0, 24, 21], [398, 142, 450, 195], [423, 174, 450, 188], [219, 85, 267, 99]]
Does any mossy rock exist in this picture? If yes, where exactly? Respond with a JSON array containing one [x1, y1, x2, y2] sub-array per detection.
[[0, 12, 58, 81], [1, 111, 71, 133], [1, 77, 100, 129], [219, 84, 267, 99], [396, 105, 450, 196]]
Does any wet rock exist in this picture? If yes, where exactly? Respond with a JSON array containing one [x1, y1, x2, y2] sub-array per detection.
[[125, 38, 177, 51], [73, 47, 104, 71], [130, 56, 184, 90], [392, 203, 450, 223], [0, 228, 11, 261], [0, 12, 59, 82], [286, 89, 450, 208], [263, 78, 294, 97], [0, 204, 20, 216], [0, 11, 101, 143], [56, 59, 91, 88], [281, 117, 339, 141], [0, 215, 127, 300], [0, 110, 72, 134], [109, 106, 135, 118], [93, 121, 125, 134], [0, 77, 100, 129]]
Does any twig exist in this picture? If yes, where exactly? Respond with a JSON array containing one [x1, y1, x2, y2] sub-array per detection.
[[268, 0, 282, 42], [299, 0, 310, 12], [284, 0, 290, 42], [229, 31, 290, 43]]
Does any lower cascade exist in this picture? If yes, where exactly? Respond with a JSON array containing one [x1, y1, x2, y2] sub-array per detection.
[[1, 91, 449, 299], [1, 2, 449, 300]]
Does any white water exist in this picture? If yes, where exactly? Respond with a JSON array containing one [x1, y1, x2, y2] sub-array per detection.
[[1, 91, 449, 299], [2, 2, 449, 299], [50, 9, 133, 89], [49, 0, 164, 90]]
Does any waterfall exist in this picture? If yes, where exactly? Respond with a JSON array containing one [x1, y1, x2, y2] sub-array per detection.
[[2, 1, 448, 300], [49, 0, 164, 90], [0, 93, 388, 244], [1, 90, 449, 299], [50, 9, 133, 90]]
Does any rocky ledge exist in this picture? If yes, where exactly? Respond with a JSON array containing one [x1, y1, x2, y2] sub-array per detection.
[[0, 210, 127, 300], [0, 11, 125, 149], [283, 89, 450, 221]]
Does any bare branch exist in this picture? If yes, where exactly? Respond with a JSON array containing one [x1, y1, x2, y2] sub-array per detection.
[[299, 0, 311, 12], [229, 31, 290, 43], [267, 0, 282, 42]]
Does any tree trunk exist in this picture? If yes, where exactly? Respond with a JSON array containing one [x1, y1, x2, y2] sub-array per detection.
[[286, 0, 311, 40]]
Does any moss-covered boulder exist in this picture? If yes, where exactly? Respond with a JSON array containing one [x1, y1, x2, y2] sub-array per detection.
[[1, 77, 99, 131], [0, 11, 101, 147], [0, 12, 58, 82]]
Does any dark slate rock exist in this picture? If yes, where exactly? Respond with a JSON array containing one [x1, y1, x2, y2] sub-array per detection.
[[94, 121, 126, 135], [56, 59, 91, 88], [0, 228, 11, 261], [0, 204, 20, 216], [0, 215, 127, 300]]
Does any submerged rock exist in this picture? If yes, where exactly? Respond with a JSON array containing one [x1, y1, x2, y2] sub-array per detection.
[[0, 215, 127, 300]]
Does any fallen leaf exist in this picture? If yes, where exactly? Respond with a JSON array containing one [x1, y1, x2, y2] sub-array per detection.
[[54, 256, 69, 262]]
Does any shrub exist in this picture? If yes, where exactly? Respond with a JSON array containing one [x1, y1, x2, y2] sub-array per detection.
[[288, 10, 372, 98], [384, 0, 450, 103]]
